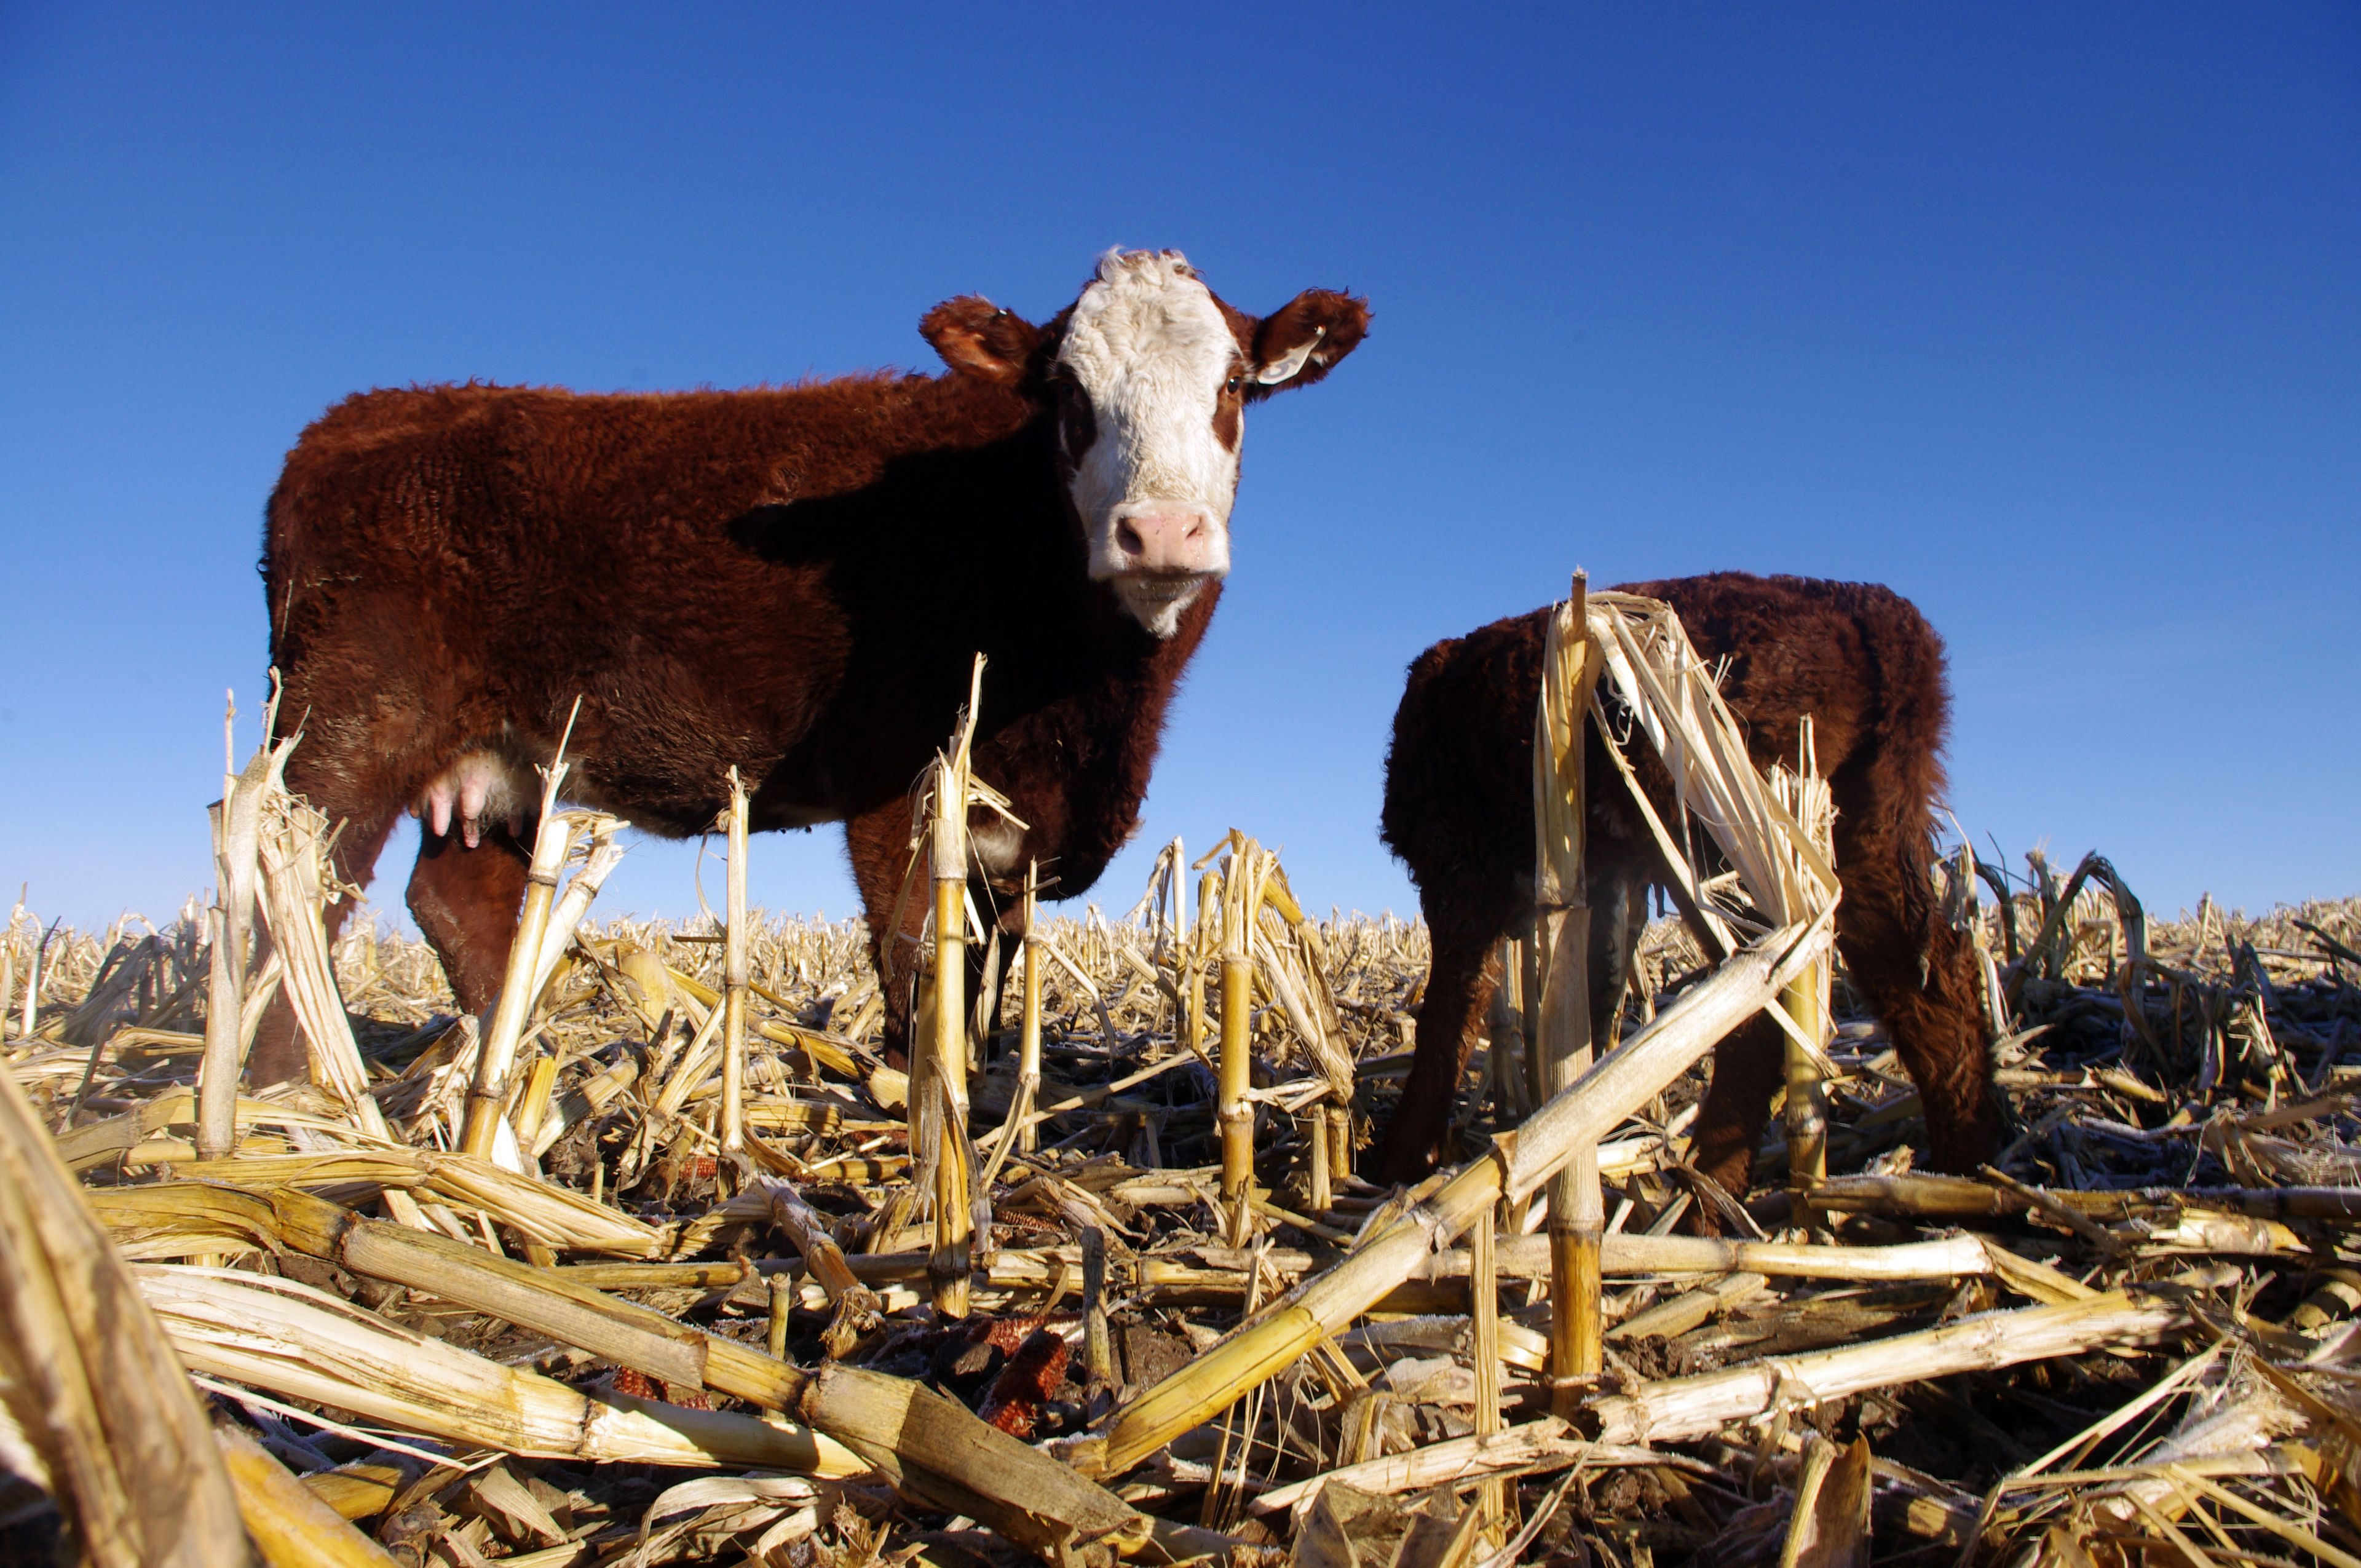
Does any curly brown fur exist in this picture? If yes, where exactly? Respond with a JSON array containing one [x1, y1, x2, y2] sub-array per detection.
[[249, 259, 1368, 1081], [1377, 572, 1999, 1206]]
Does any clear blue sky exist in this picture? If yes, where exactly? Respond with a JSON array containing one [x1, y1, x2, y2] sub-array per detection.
[[2, 3, 2355, 933]]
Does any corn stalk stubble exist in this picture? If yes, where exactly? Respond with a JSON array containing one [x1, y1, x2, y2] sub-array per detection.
[[0, 1061, 249, 1568]]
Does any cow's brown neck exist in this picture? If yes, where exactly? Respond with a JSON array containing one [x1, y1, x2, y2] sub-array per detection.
[[877, 373, 1227, 898], [712, 373, 1220, 871], [969, 576, 1221, 903]]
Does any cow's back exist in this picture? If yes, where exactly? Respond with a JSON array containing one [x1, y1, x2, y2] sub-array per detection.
[[267, 376, 949, 635], [1383, 571, 1954, 906], [261, 371, 1049, 833]]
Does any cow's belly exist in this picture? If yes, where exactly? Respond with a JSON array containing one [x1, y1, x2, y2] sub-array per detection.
[[410, 743, 848, 842]]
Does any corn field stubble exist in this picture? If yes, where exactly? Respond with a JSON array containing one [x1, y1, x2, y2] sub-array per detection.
[[4, 841, 2361, 1566]]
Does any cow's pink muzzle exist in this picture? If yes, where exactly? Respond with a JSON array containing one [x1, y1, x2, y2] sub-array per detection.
[[1111, 509, 1221, 576]]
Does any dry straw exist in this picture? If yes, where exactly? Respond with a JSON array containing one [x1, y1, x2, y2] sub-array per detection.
[[7, 633, 2361, 1565], [0, 1058, 247, 1566]]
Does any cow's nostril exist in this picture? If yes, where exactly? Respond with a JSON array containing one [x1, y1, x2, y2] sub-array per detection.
[[1116, 520, 1146, 558]]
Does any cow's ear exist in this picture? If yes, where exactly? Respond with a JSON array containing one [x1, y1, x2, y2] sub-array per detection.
[[921, 296, 1040, 384], [1249, 289, 1371, 396]]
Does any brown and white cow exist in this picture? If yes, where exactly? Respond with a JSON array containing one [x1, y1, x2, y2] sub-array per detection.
[[255, 249, 1369, 1080]]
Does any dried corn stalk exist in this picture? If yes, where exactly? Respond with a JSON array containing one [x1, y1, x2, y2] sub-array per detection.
[[253, 780, 390, 1141], [199, 696, 283, 1162], [0, 1061, 248, 1567], [719, 766, 750, 1155], [1091, 913, 1832, 1475], [461, 734, 625, 1164], [909, 655, 1020, 1318], [1532, 572, 1608, 1400], [138, 1265, 863, 1476], [1584, 590, 1840, 932]]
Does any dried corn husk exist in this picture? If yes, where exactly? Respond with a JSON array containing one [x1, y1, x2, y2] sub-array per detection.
[[138, 1265, 862, 1475], [0, 1063, 248, 1567]]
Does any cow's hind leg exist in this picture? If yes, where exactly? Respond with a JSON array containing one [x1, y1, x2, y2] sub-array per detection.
[[408, 822, 534, 1015], [1834, 845, 2001, 1173], [1380, 863, 1640, 1186], [1588, 865, 1647, 1052], [246, 807, 400, 1084], [978, 901, 1024, 1053], [844, 800, 927, 1070], [1686, 1013, 1786, 1224], [1377, 895, 1508, 1183]]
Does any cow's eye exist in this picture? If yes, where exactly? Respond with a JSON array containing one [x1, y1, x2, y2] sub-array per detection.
[[1224, 375, 1243, 395]]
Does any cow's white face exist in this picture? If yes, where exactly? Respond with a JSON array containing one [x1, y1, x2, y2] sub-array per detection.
[[1056, 251, 1246, 636], [920, 248, 1370, 637]]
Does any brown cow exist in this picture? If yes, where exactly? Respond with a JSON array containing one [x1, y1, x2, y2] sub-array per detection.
[[1375, 572, 1999, 1206], [254, 249, 1369, 1082]]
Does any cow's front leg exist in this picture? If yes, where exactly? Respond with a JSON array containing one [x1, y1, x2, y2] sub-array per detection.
[[407, 818, 536, 1016], [844, 800, 929, 1069]]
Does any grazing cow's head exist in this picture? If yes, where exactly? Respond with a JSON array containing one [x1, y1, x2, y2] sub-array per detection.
[[922, 248, 1370, 636]]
